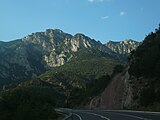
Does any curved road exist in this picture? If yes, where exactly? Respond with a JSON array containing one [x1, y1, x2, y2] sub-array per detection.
[[58, 109, 160, 120]]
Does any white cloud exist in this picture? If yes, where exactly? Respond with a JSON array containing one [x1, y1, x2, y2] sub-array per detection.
[[88, 0, 105, 3], [106, 0, 113, 2], [120, 11, 125, 16], [88, 0, 94, 2], [101, 16, 109, 20], [88, 0, 114, 2]]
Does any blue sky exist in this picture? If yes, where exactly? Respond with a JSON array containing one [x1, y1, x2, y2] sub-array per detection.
[[0, 0, 160, 43]]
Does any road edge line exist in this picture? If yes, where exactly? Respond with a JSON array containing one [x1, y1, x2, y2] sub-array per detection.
[[103, 110, 160, 114], [105, 111, 152, 120], [73, 113, 83, 120], [84, 112, 111, 120]]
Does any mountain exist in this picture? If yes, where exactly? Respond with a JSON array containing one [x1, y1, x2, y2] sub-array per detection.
[[0, 29, 118, 87], [106, 40, 140, 62]]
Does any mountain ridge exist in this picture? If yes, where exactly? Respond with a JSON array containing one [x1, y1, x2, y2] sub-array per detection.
[[0, 29, 140, 87], [0, 29, 115, 86]]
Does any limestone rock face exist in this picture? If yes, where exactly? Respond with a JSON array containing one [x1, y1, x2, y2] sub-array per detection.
[[106, 40, 140, 55]]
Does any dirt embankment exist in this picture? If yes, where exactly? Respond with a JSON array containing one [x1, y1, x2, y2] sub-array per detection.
[[89, 70, 130, 109]]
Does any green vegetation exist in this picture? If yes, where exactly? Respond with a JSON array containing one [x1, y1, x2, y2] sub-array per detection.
[[128, 24, 160, 111], [0, 50, 119, 117], [0, 86, 63, 120], [36, 53, 119, 107], [111, 64, 124, 76], [40, 57, 118, 83], [68, 75, 111, 107], [0, 56, 117, 118], [72, 47, 113, 60], [129, 24, 160, 78]]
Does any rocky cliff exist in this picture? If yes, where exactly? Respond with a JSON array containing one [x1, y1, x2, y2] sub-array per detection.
[[106, 39, 140, 55], [106, 40, 140, 62]]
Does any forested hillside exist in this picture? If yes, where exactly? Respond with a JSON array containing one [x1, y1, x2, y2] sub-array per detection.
[[128, 24, 160, 111]]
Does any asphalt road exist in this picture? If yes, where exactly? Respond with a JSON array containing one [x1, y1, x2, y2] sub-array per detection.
[[60, 109, 160, 120]]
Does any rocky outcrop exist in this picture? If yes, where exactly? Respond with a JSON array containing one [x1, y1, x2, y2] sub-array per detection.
[[106, 40, 140, 55], [106, 40, 140, 63], [21, 29, 114, 68]]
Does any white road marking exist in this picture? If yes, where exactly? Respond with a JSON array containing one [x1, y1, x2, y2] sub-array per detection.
[[103, 110, 160, 114], [84, 112, 111, 120], [106, 112, 152, 120], [73, 113, 83, 120]]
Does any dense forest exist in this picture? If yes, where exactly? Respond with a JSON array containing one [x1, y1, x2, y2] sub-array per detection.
[[0, 87, 59, 120], [128, 24, 160, 111]]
